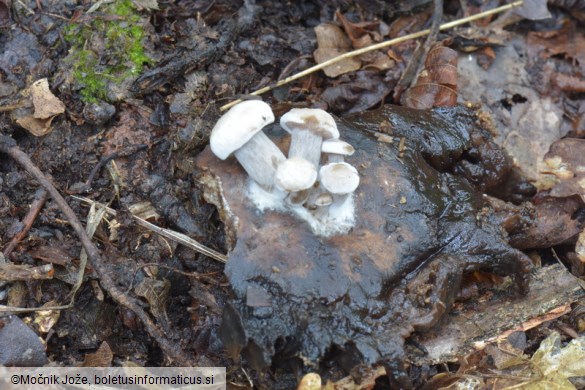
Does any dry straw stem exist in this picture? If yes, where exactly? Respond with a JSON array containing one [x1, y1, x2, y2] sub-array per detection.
[[220, 0, 523, 111], [72, 195, 228, 263]]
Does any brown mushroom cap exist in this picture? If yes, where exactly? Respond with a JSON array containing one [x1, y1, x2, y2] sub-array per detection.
[[280, 108, 339, 140]]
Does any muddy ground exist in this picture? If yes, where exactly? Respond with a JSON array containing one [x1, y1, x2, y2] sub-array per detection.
[[1, 0, 585, 389]]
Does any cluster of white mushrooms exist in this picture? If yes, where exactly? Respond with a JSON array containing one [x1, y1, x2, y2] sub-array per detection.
[[209, 100, 360, 236]]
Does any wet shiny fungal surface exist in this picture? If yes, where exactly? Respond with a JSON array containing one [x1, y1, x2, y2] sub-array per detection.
[[195, 105, 533, 386]]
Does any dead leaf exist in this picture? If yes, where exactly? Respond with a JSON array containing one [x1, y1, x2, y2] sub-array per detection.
[[30, 79, 65, 119], [527, 27, 585, 75], [403, 45, 458, 109], [320, 71, 393, 114], [313, 24, 361, 78], [0, 0, 10, 28], [508, 196, 583, 249], [527, 331, 585, 388], [14, 78, 65, 136], [336, 11, 374, 49], [33, 301, 61, 333], [29, 246, 74, 266], [553, 72, 585, 93], [542, 138, 585, 198], [82, 341, 113, 367], [134, 277, 171, 330]]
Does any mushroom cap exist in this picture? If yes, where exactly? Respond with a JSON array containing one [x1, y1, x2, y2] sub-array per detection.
[[280, 108, 339, 139], [321, 139, 355, 156], [275, 157, 318, 192], [319, 162, 360, 194], [210, 100, 275, 160], [314, 192, 333, 207]]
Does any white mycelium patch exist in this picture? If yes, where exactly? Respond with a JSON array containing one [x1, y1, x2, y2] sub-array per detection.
[[248, 179, 356, 237], [248, 180, 287, 212]]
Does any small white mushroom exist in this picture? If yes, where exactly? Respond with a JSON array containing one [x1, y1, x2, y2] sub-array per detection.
[[310, 192, 334, 219], [210, 100, 285, 191], [280, 108, 339, 168], [321, 138, 355, 163], [275, 157, 317, 205], [319, 162, 360, 205]]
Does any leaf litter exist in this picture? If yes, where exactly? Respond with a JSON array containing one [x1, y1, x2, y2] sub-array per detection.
[[1, 0, 585, 388]]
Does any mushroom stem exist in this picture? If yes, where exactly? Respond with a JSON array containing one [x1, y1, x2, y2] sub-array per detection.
[[234, 132, 286, 192], [327, 154, 344, 163], [321, 139, 355, 164], [306, 191, 334, 220], [288, 130, 322, 167], [286, 188, 311, 206]]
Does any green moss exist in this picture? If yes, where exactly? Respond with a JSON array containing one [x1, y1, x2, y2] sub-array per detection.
[[64, 0, 153, 102]]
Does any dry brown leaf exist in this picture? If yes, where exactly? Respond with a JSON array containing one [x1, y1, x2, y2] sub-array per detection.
[[15, 116, 56, 137], [336, 11, 373, 49], [134, 277, 171, 330], [508, 196, 583, 250], [313, 24, 361, 78], [82, 341, 113, 367], [403, 46, 458, 109], [29, 246, 74, 266], [14, 78, 65, 136], [30, 79, 65, 120], [320, 71, 392, 114], [527, 27, 585, 75]]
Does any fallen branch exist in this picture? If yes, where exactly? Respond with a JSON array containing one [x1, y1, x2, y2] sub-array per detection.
[[0, 134, 193, 365], [220, 0, 524, 111]]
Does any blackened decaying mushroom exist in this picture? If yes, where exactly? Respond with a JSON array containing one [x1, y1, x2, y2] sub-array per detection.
[[210, 100, 285, 191], [280, 108, 340, 168]]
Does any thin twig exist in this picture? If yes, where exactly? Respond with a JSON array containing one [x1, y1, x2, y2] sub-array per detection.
[[3, 188, 48, 257], [219, 0, 524, 111], [0, 263, 54, 281], [85, 144, 148, 189], [128, 263, 224, 293], [394, 0, 444, 101], [0, 103, 26, 112], [0, 134, 193, 365], [71, 195, 228, 263]]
